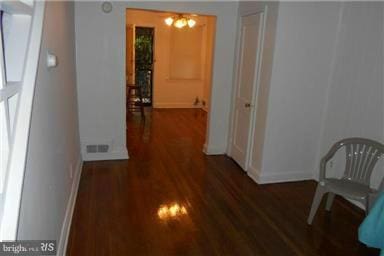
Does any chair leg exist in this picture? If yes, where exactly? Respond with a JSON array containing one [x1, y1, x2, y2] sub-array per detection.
[[307, 184, 327, 225], [325, 192, 335, 212], [138, 89, 145, 118]]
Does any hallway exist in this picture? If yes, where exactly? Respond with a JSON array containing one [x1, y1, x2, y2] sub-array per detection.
[[67, 109, 377, 255]]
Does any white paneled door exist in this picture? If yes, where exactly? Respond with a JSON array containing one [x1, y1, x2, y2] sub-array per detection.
[[231, 13, 264, 170]]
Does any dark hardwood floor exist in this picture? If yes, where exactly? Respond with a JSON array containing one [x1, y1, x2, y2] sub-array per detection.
[[67, 108, 378, 256]]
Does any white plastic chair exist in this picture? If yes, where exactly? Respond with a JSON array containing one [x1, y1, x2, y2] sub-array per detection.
[[307, 138, 384, 225]]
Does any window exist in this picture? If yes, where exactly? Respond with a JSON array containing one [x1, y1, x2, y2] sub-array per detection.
[[0, 2, 32, 193], [169, 26, 203, 80], [0, 10, 9, 193]]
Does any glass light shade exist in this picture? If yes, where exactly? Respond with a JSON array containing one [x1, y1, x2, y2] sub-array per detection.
[[174, 18, 187, 28], [165, 17, 174, 26], [187, 19, 196, 28]]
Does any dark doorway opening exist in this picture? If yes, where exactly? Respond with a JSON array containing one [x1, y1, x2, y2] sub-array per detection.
[[135, 27, 154, 106]]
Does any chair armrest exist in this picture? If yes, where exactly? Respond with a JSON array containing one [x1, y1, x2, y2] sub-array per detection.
[[319, 157, 327, 181], [319, 145, 340, 181]]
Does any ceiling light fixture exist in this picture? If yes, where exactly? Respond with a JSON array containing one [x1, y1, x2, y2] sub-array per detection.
[[187, 19, 196, 28], [164, 15, 196, 28], [165, 17, 174, 26]]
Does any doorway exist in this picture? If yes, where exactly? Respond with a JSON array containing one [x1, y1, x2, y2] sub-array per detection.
[[125, 8, 216, 153], [126, 25, 154, 106], [135, 27, 154, 106], [126, 8, 216, 109]]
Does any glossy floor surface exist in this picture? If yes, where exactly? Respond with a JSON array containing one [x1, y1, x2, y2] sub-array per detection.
[[67, 109, 378, 256]]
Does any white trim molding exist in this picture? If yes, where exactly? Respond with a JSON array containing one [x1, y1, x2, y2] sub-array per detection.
[[57, 158, 83, 256], [248, 169, 314, 184]]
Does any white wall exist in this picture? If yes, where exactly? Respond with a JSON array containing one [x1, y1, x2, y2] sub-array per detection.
[[235, 2, 384, 185], [126, 9, 215, 109], [254, 2, 341, 183], [17, 1, 81, 254], [318, 2, 384, 188], [75, 1, 238, 160]]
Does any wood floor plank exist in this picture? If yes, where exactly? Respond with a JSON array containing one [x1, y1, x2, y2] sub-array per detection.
[[67, 109, 379, 256]]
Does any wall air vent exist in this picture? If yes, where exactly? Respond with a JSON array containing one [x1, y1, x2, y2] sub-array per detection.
[[86, 144, 109, 153], [97, 144, 109, 153]]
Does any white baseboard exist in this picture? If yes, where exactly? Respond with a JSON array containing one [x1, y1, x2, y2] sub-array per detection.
[[248, 169, 314, 184], [153, 103, 201, 108], [203, 143, 226, 155], [57, 158, 83, 256], [82, 148, 129, 161]]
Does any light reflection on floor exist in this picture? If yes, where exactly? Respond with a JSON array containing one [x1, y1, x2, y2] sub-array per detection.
[[157, 203, 188, 220]]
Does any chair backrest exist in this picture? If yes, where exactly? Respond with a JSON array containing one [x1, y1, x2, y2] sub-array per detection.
[[327, 138, 384, 185]]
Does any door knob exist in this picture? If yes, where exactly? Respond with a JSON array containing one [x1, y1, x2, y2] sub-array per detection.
[[245, 103, 252, 108]]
